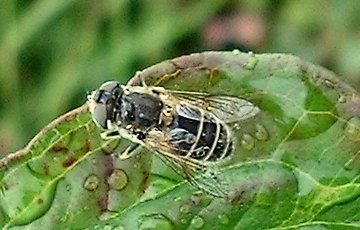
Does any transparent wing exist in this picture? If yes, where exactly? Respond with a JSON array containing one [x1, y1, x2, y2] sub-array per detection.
[[153, 150, 228, 198], [168, 90, 260, 123]]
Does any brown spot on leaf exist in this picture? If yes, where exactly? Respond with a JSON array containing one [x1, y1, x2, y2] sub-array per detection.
[[346, 95, 360, 116], [228, 179, 259, 206], [51, 144, 69, 153], [42, 163, 49, 175], [101, 146, 114, 155], [211, 68, 220, 76], [103, 154, 114, 176], [0, 105, 88, 169], [3, 182, 9, 190], [37, 198, 44, 204], [140, 170, 151, 194], [97, 197, 108, 211], [62, 157, 77, 168], [100, 154, 113, 212], [81, 140, 91, 153], [229, 189, 247, 206]]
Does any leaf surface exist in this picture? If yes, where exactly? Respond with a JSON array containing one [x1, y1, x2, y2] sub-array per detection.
[[1, 51, 360, 229], [0, 106, 152, 229]]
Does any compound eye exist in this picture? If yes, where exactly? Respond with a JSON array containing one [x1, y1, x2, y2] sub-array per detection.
[[93, 90, 111, 104], [99, 81, 124, 99], [99, 81, 121, 92], [92, 103, 108, 129]]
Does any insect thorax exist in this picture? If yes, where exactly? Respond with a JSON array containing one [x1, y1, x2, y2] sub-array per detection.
[[119, 92, 163, 130]]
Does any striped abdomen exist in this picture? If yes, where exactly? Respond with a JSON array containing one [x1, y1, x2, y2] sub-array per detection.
[[168, 104, 233, 162]]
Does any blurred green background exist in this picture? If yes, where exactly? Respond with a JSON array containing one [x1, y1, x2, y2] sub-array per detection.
[[1, 0, 360, 154]]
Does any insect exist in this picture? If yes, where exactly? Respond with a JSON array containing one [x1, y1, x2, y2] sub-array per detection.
[[87, 80, 260, 197]]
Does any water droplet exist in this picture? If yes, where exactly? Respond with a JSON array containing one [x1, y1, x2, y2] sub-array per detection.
[[180, 204, 190, 214], [1, 182, 9, 191], [60, 215, 68, 223], [190, 216, 204, 229], [338, 95, 347, 103], [134, 162, 140, 169], [311, 73, 320, 84], [241, 134, 255, 150], [103, 225, 113, 230], [254, 124, 269, 141], [232, 49, 240, 55], [244, 53, 258, 70], [66, 184, 71, 191], [192, 190, 204, 196], [324, 79, 336, 88], [233, 123, 241, 130], [98, 211, 117, 221], [174, 196, 182, 202], [190, 193, 202, 206], [84, 174, 99, 191], [138, 214, 173, 230], [345, 117, 360, 141], [218, 214, 229, 225], [112, 226, 124, 230], [107, 169, 128, 191]]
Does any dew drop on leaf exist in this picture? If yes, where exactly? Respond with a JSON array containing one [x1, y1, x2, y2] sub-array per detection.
[[338, 95, 347, 103], [217, 214, 229, 225], [66, 184, 71, 191], [98, 211, 117, 221], [138, 214, 174, 230], [134, 162, 140, 169], [232, 49, 240, 55], [180, 218, 187, 225], [190, 194, 202, 206], [241, 133, 255, 150], [107, 169, 128, 191], [233, 123, 241, 130], [60, 215, 68, 223], [179, 204, 190, 214], [103, 224, 113, 230], [344, 117, 360, 141], [244, 56, 258, 70], [83, 174, 99, 191], [190, 216, 204, 229], [254, 124, 269, 141], [324, 79, 336, 88]]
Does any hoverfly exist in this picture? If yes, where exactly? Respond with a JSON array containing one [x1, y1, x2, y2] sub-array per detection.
[[87, 80, 259, 197]]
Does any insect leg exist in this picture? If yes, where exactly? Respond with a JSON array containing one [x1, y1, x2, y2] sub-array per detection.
[[168, 128, 196, 145], [134, 70, 148, 87], [100, 130, 121, 140], [118, 143, 141, 160]]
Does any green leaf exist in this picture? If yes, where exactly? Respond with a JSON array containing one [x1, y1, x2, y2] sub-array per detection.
[[0, 106, 152, 229], [1, 51, 360, 229]]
